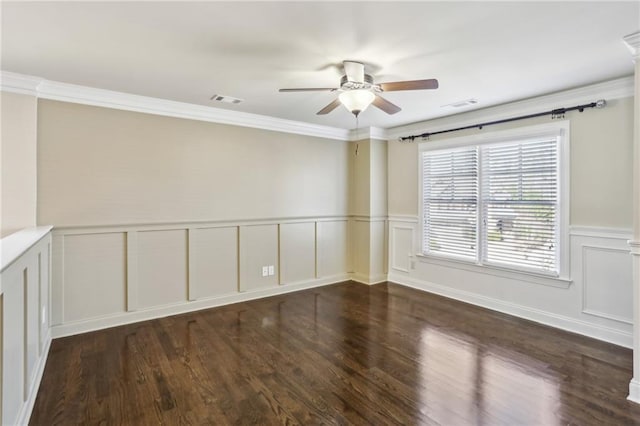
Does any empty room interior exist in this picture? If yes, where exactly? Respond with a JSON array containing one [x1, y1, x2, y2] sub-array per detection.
[[2, 1, 640, 424]]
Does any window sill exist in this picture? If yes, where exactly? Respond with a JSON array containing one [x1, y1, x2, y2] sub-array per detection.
[[414, 253, 572, 289]]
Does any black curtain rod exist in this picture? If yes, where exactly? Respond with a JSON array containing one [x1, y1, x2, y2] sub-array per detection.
[[398, 99, 607, 142]]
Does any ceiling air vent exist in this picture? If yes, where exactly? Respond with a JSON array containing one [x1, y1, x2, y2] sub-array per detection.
[[442, 98, 478, 108], [210, 94, 243, 104]]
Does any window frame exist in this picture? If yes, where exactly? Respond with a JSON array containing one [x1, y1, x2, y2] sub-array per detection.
[[418, 121, 570, 281]]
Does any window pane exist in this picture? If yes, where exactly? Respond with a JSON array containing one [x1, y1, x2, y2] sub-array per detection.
[[481, 139, 558, 273], [423, 148, 478, 260]]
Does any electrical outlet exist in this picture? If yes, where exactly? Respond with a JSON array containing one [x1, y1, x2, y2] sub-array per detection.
[[262, 266, 269, 277], [268, 265, 275, 276]]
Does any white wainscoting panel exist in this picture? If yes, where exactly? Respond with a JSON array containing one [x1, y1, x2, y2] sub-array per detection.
[[63, 233, 126, 322], [391, 225, 414, 273], [570, 227, 634, 325], [136, 229, 188, 309], [51, 217, 351, 338], [239, 224, 279, 291], [353, 220, 370, 281], [387, 216, 633, 347], [1, 227, 52, 425], [189, 226, 238, 300], [279, 222, 316, 285], [371, 219, 387, 278], [317, 220, 349, 278]]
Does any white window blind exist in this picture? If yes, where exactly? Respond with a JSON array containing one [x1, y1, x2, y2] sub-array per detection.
[[421, 132, 562, 276], [481, 139, 559, 273], [422, 147, 478, 260]]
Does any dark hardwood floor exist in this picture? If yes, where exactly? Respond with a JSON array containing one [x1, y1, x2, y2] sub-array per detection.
[[31, 281, 640, 425]]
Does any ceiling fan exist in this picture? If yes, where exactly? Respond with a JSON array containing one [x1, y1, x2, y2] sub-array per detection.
[[279, 60, 439, 117]]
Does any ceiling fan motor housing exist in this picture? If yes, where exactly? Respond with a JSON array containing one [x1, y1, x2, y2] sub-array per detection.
[[340, 74, 381, 92]]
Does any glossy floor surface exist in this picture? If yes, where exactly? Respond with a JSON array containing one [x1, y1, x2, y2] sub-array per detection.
[[31, 281, 640, 425]]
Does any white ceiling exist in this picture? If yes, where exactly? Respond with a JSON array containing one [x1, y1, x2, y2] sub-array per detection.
[[2, 2, 638, 130]]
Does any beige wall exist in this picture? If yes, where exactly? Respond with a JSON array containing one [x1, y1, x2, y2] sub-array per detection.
[[1, 92, 38, 237], [37, 100, 351, 227], [388, 96, 634, 228]]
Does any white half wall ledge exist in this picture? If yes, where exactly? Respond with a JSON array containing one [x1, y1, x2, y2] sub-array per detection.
[[0, 225, 53, 274]]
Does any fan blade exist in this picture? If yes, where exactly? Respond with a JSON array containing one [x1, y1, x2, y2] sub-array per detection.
[[279, 88, 337, 92], [343, 61, 365, 83], [380, 79, 439, 92], [317, 98, 342, 115], [372, 95, 401, 115]]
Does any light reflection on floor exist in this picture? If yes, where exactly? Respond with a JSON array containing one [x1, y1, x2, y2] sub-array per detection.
[[419, 327, 561, 425]]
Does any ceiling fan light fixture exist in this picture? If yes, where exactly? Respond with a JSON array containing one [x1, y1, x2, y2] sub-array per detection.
[[339, 89, 375, 116]]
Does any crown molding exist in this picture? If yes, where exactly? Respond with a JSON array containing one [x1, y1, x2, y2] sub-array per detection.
[[1, 70, 632, 143], [623, 31, 640, 59], [1, 70, 351, 141], [348, 126, 388, 141], [0, 71, 41, 96], [386, 76, 635, 141]]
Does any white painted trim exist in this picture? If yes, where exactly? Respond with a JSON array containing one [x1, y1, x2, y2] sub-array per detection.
[[1, 226, 53, 275], [349, 126, 388, 141], [388, 214, 420, 224], [388, 273, 632, 348], [0, 70, 352, 141], [623, 31, 640, 59], [571, 226, 633, 239], [51, 274, 350, 338], [629, 240, 640, 255], [126, 231, 138, 311], [352, 215, 388, 222], [15, 330, 51, 426], [390, 225, 414, 273], [629, 379, 640, 404], [0, 71, 41, 96], [415, 253, 572, 288], [51, 215, 352, 235], [2, 70, 632, 143], [351, 273, 387, 285], [387, 76, 634, 140], [581, 245, 634, 325]]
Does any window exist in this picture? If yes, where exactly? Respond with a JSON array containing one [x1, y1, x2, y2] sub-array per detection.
[[420, 123, 569, 278]]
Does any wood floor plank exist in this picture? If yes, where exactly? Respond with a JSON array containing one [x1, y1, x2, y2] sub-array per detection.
[[30, 281, 640, 425]]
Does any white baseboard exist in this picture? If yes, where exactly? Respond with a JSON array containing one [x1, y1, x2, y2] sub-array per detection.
[[17, 330, 52, 426], [351, 273, 388, 285], [629, 379, 640, 404], [388, 273, 632, 348], [52, 274, 350, 338]]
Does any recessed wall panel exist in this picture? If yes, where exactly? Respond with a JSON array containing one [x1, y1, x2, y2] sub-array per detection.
[[280, 222, 315, 284], [583, 246, 633, 323], [239, 225, 278, 291], [64, 233, 126, 322], [137, 230, 188, 309], [391, 226, 413, 273], [317, 220, 348, 278], [190, 227, 238, 299]]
